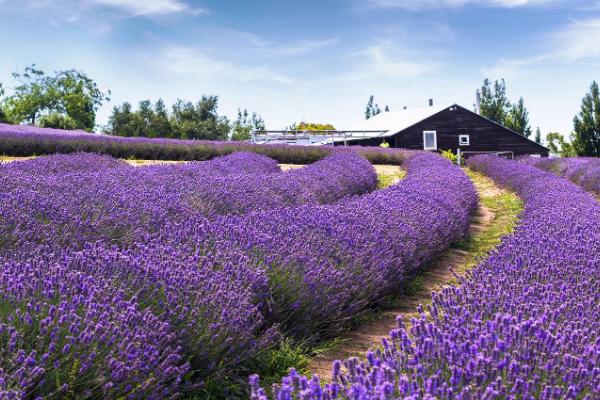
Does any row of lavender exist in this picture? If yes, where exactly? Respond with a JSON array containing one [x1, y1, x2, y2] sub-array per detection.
[[0, 151, 376, 254], [0, 152, 476, 398], [521, 156, 600, 195], [0, 122, 405, 165], [255, 155, 599, 399]]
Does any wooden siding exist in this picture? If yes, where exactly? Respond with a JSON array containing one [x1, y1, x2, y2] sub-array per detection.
[[393, 105, 548, 156], [341, 105, 549, 156]]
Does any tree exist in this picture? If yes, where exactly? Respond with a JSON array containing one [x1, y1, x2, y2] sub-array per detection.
[[2, 65, 109, 131], [293, 122, 335, 131], [170, 96, 229, 141], [373, 103, 382, 117], [0, 83, 7, 123], [365, 95, 375, 120], [572, 81, 600, 157], [546, 132, 576, 157], [534, 127, 542, 144], [107, 102, 136, 136], [149, 99, 171, 138], [231, 108, 265, 141], [505, 97, 532, 138], [479, 78, 510, 124]]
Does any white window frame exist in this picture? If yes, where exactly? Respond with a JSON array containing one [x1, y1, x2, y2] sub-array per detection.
[[423, 130, 437, 150], [459, 134, 470, 146]]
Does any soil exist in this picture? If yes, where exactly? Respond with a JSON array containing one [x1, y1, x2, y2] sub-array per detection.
[[308, 175, 504, 380]]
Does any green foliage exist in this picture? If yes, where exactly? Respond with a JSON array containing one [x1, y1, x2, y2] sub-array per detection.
[[572, 80, 600, 157], [107, 96, 231, 140], [505, 97, 532, 138], [480, 79, 533, 138], [0, 83, 7, 123], [441, 149, 457, 163], [231, 108, 265, 141], [534, 127, 542, 144], [1, 65, 109, 131], [480, 78, 510, 124], [546, 132, 576, 157], [38, 113, 78, 130], [171, 96, 230, 140], [291, 121, 336, 131], [365, 95, 382, 120]]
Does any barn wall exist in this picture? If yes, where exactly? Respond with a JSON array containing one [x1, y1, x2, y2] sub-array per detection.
[[393, 105, 549, 156]]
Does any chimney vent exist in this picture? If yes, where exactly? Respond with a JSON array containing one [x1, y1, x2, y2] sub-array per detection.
[[475, 90, 481, 114], [428, 99, 433, 107]]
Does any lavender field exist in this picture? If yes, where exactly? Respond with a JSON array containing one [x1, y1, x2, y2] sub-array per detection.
[[252, 155, 600, 399], [1, 134, 598, 399], [521, 156, 600, 196], [0, 123, 404, 165]]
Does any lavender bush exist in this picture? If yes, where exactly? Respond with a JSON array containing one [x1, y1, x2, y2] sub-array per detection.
[[521, 156, 600, 195], [0, 150, 476, 397], [253, 155, 599, 399], [0, 151, 375, 254], [0, 122, 405, 165]]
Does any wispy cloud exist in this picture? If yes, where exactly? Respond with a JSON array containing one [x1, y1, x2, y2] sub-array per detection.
[[86, 0, 206, 16], [1, 0, 207, 19], [340, 40, 441, 81], [482, 17, 600, 78], [365, 0, 557, 10], [156, 47, 294, 84]]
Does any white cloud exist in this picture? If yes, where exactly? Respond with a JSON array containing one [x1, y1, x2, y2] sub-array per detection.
[[1, 0, 206, 18], [340, 40, 441, 81], [553, 17, 600, 61], [157, 47, 294, 84], [366, 0, 556, 10], [482, 17, 600, 78], [92, 0, 209, 16], [86, 0, 198, 15]]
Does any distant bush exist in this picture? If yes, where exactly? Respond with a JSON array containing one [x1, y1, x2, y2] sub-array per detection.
[[0, 123, 406, 165]]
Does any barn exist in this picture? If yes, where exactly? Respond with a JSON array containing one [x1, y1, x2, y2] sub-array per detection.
[[340, 103, 549, 157]]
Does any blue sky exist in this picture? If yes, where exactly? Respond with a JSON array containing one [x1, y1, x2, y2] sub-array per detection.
[[1, 0, 599, 138]]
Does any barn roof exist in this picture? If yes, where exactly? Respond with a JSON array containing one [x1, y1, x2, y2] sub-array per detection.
[[351, 105, 447, 135]]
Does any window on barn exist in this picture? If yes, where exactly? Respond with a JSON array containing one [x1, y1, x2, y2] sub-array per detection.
[[423, 131, 437, 150], [459, 134, 470, 146]]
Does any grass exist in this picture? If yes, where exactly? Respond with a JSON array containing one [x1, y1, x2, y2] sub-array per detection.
[[376, 168, 406, 189], [300, 167, 523, 383]]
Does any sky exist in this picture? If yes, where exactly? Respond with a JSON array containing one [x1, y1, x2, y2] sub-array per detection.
[[1, 0, 600, 138]]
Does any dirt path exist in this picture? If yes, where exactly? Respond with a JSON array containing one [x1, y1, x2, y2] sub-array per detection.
[[308, 170, 521, 380]]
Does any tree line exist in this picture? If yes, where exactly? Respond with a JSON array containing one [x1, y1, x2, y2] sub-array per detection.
[[0, 65, 265, 141], [107, 97, 264, 141], [1, 64, 598, 155]]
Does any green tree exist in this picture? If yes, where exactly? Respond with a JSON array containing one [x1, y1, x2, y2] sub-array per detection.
[[2, 65, 109, 131], [479, 78, 510, 124], [572, 81, 600, 157], [149, 99, 171, 138], [546, 132, 576, 157], [365, 95, 375, 120], [534, 127, 542, 144], [170, 96, 229, 140], [505, 97, 532, 138], [231, 108, 265, 141], [365, 95, 382, 120], [0, 83, 8, 123], [107, 102, 136, 136], [293, 122, 336, 131]]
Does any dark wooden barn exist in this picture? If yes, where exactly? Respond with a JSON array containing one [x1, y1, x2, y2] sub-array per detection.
[[341, 104, 549, 157]]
